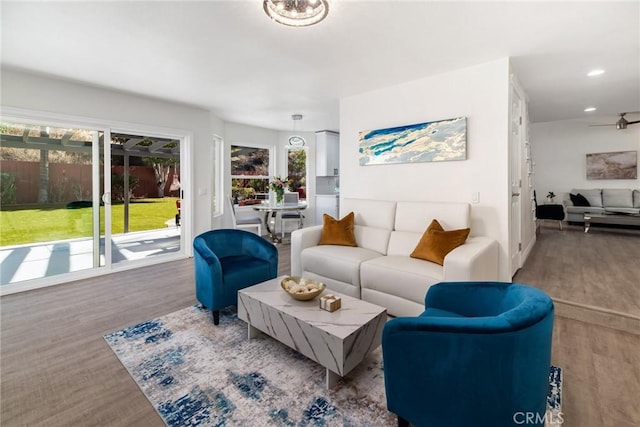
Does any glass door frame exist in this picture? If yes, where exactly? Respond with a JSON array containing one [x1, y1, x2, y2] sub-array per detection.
[[0, 107, 192, 296]]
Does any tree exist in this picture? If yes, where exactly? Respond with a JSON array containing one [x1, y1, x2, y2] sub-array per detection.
[[138, 139, 178, 198]]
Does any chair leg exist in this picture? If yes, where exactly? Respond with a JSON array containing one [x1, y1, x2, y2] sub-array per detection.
[[212, 310, 220, 325], [397, 415, 409, 427]]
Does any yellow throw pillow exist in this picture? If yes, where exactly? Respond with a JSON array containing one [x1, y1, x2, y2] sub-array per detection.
[[318, 212, 357, 247], [410, 219, 470, 265]]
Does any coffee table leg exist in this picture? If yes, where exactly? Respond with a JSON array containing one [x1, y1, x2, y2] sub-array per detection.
[[248, 324, 261, 339], [326, 368, 341, 389]]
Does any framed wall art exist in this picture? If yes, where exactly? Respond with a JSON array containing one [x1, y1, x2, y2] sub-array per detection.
[[358, 117, 466, 166], [586, 150, 637, 180]]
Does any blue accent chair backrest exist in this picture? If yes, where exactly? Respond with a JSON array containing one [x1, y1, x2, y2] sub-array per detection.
[[193, 229, 278, 325], [382, 281, 554, 427]]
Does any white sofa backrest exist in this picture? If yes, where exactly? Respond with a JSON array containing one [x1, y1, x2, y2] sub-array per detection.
[[341, 198, 396, 255], [571, 189, 603, 207], [394, 201, 470, 231], [635, 190, 640, 208], [602, 188, 633, 208], [387, 202, 471, 256]]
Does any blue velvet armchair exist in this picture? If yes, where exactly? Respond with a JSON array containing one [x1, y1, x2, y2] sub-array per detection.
[[193, 229, 278, 325], [382, 282, 554, 427]]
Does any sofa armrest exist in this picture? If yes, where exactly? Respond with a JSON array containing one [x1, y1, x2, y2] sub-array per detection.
[[290, 225, 323, 276], [443, 236, 499, 281]]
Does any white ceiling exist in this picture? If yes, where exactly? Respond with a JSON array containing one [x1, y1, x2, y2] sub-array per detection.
[[2, 1, 639, 132]]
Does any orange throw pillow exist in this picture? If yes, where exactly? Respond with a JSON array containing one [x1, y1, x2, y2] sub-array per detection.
[[318, 212, 357, 247], [410, 219, 470, 265]]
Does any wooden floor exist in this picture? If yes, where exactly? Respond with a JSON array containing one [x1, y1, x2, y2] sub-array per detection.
[[1, 240, 638, 426], [514, 222, 640, 316]]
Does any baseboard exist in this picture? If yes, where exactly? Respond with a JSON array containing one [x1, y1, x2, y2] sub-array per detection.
[[552, 298, 640, 335], [521, 235, 536, 265]]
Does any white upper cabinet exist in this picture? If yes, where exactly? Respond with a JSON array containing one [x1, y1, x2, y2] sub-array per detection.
[[315, 131, 339, 176]]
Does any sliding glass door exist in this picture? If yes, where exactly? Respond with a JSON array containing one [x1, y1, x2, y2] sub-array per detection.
[[0, 121, 107, 285], [1, 115, 188, 293], [106, 132, 182, 266]]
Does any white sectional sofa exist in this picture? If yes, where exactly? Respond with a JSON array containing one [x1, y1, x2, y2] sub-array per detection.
[[564, 188, 640, 223], [291, 198, 499, 317]]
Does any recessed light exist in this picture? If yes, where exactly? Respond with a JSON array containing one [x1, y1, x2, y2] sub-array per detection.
[[587, 69, 605, 77], [584, 107, 597, 112]]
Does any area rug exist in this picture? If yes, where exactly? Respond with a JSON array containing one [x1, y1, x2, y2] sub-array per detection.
[[104, 306, 562, 426]]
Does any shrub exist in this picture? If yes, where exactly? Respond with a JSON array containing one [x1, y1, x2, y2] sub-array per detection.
[[0, 172, 17, 204]]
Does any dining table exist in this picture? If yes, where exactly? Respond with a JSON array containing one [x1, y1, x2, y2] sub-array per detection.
[[252, 201, 308, 243]]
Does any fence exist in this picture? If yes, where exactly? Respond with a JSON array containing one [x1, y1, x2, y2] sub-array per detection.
[[0, 160, 179, 205]]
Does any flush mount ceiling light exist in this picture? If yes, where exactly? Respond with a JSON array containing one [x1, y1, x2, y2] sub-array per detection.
[[587, 69, 605, 77], [289, 114, 306, 146], [263, 0, 329, 27], [584, 107, 597, 112]]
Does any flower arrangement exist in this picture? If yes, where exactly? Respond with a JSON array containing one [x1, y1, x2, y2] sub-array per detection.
[[269, 176, 290, 204]]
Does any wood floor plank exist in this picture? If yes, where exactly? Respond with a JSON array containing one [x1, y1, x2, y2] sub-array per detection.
[[514, 223, 640, 316]]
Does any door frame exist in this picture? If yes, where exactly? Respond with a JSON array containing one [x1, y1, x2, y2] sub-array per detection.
[[0, 106, 193, 296], [509, 76, 527, 276]]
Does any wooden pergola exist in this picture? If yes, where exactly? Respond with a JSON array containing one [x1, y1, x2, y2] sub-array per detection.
[[1, 129, 180, 233]]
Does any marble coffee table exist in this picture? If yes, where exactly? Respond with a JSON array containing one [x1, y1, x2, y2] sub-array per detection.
[[237, 276, 387, 388]]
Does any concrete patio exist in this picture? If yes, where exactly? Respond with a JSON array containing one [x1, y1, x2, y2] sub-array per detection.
[[0, 228, 181, 285]]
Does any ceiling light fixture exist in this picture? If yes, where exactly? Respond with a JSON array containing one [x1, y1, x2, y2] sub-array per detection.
[[584, 107, 597, 112], [263, 0, 329, 27], [289, 114, 306, 146], [587, 69, 605, 77]]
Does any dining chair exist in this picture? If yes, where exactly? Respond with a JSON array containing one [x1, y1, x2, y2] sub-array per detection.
[[280, 192, 304, 240], [227, 196, 262, 236]]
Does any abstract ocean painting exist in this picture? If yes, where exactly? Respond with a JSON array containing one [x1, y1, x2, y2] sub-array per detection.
[[359, 117, 467, 166]]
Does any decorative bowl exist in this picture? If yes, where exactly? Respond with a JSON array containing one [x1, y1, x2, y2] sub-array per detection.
[[281, 276, 326, 301]]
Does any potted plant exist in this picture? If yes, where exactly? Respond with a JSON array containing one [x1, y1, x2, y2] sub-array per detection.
[[546, 191, 556, 204]]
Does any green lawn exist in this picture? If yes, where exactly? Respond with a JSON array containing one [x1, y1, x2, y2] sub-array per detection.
[[0, 198, 179, 247]]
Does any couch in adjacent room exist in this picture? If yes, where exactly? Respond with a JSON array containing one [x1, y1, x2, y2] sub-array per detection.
[[564, 188, 640, 224], [291, 198, 499, 317]]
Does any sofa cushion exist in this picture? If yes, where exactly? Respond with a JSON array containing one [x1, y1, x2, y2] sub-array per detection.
[[604, 207, 640, 215], [566, 206, 605, 215], [341, 198, 396, 229], [602, 188, 633, 208], [394, 201, 470, 232], [571, 189, 602, 207], [361, 255, 443, 305], [635, 190, 640, 208], [341, 198, 396, 254], [318, 212, 357, 246], [410, 220, 470, 266], [301, 245, 383, 287], [570, 193, 590, 206], [354, 225, 393, 255]]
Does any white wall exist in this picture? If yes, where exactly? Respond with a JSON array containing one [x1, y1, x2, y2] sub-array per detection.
[[340, 58, 512, 280], [532, 118, 640, 201], [1, 68, 219, 239]]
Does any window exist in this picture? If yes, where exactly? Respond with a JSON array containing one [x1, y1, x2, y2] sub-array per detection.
[[287, 147, 307, 200], [231, 145, 270, 205]]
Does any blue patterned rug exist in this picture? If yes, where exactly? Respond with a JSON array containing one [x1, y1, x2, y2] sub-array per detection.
[[104, 305, 562, 426]]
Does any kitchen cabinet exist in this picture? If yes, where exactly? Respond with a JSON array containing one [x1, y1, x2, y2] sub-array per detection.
[[315, 194, 339, 225], [315, 131, 339, 176]]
